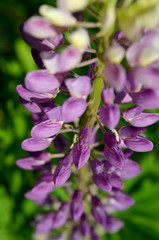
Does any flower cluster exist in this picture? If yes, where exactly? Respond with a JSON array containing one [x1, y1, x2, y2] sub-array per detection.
[[16, 0, 159, 239]]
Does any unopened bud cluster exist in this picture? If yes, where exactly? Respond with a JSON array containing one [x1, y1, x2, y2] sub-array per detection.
[[16, 0, 159, 239]]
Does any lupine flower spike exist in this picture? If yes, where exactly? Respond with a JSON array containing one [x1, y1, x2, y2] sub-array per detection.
[[16, 0, 159, 239]]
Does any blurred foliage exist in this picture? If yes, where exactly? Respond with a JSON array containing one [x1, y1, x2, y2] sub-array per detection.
[[0, 0, 159, 240]]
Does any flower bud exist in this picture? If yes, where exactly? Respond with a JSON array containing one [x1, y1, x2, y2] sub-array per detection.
[[39, 5, 76, 27]]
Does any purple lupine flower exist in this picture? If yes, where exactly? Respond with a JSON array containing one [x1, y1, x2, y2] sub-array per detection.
[[31, 106, 63, 139], [120, 158, 142, 180], [91, 159, 123, 191], [126, 41, 159, 67], [70, 190, 83, 221], [103, 63, 126, 91], [25, 179, 54, 201], [53, 153, 72, 187], [16, 85, 57, 103], [62, 96, 87, 123], [16, 151, 50, 170], [22, 16, 60, 39], [53, 163, 71, 187], [105, 216, 124, 233], [79, 213, 90, 237], [131, 88, 159, 109], [119, 126, 153, 152], [40, 46, 83, 74], [107, 189, 135, 211], [90, 227, 101, 240], [91, 159, 112, 192], [101, 87, 115, 104], [71, 226, 81, 240], [133, 66, 159, 90], [22, 137, 52, 151], [103, 132, 125, 169], [91, 196, 107, 227], [73, 127, 92, 169], [36, 212, 55, 233], [65, 76, 92, 99], [25, 69, 63, 93], [52, 202, 70, 229], [20, 98, 42, 113], [20, 22, 63, 51], [99, 103, 120, 129], [123, 106, 159, 127], [125, 71, 142, 93]]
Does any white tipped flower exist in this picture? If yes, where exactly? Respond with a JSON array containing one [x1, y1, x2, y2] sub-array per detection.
[[69, 28, 89, 51], [104, 42, 125, 64], [58, 0, 89, 13], [39, 5, 77, 27]]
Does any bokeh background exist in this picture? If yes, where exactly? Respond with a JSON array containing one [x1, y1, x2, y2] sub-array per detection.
[[1, 0, 159, 239]]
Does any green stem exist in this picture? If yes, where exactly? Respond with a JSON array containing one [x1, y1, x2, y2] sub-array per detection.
[[79, 66, 104, 192], [81, 71, 104, 129]]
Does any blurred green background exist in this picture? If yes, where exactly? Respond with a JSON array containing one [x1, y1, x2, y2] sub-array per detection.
[[0, 0, 159, 240]]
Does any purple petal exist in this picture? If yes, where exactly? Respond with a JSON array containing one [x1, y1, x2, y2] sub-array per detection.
[[101, 87, 115, 104], [123, 150, 133, 159], [123, 110, 159, 127], [31, 49, 45, 69], [25, 70, 62, 93], [125, 71, 142, 93], [104, 145, 125, 169], [119, 126, 145, 139], [90, 159, 105, 175], [91, 196, 107, 227], [105, 216, 124, 233], [79, 214, 90, 237], [36, 213, 54, 233], [21, 23, 63, 51], [16, 85, 54, 103], [31, 112, 48, 125], [71, 226, 81, 240], [58, 46, 82, 73], [20, 98, 42, 113], [93, 173, 112, 192], [22, 137, 52, 151], [65, 76, 92, 99], [23, 16, 58, 39], [108, 190, 135, 211], [52, 203, 69, 229], [90, 228, 101, 240], [62, 96, 86, 123], [131, 88, 159, 109], [79, 127, 92, 145], [124, 136, 153, 152], [121, 158, 142, 179], [16, 152, 50, 170], [122, 106, 143, 121], [71, 190, 84, 222], [41, 46, 82, 74], [108, 173, 124, 189], [31, 119, 62, 138], [59, 153, 73, 167], [103, 131, 118, 147], [41, 171, 54, 182], [126, 42, 159, 67], [73, 143, 90, 169], [133, 66, 159, 89], [99, 103, 120, 129], [46, 106, 63, 122], [16, 157, 45, 170], [26, 180, 54, 199], [103, 63, 126, 91], [53, 165, 71, 187]]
